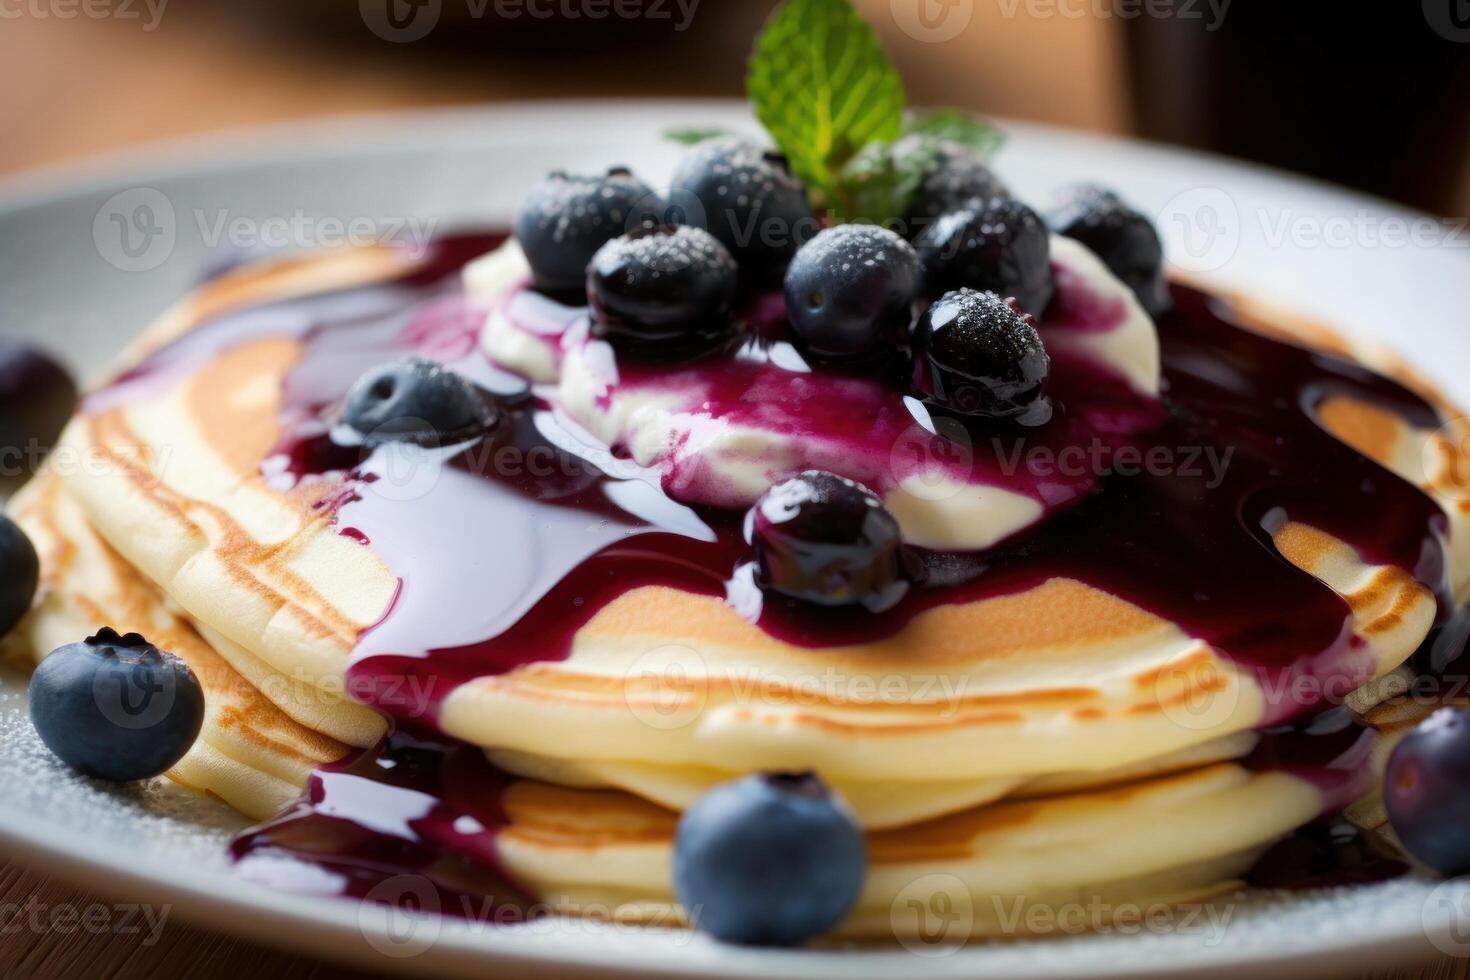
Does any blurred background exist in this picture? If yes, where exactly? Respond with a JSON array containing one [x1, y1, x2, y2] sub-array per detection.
[[1, 0, 1468, 219]]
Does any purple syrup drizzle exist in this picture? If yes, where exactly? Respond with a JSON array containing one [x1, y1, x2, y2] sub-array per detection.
[[89, 232, 1452, 907], [1246, 818, 1409, 890], [601, 258, 1165, 511], [231, 730, 538, 916], [340, 278, 1447, 728], [1244, 705, 1379, 813]]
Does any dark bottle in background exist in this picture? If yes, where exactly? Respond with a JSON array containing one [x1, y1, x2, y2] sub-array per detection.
[[1125, 1, 1470, 217]]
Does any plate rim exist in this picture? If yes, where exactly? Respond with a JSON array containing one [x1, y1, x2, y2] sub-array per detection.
[[0, 796, 1445, 980], [0, 97, 1461, 979]]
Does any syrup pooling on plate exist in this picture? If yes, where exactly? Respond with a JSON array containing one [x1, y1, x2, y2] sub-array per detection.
[[231, 730, 538, 916]]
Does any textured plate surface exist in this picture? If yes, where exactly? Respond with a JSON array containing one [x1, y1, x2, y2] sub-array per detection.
[[2, 100, 1470, 979]]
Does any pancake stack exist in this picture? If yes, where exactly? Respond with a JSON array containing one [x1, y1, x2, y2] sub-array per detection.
[[8, 239, 1469, 941]]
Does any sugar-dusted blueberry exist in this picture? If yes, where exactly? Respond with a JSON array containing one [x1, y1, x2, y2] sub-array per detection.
[[587, 225, 739, 349], [783, 224, 922, 361], [669, 137, 816, 278], [514, 168, 664, 295], [343, 356, 496, 447], [0, 515, 38, 638], [749, 471, 909, 612], [914, 197, 1054, 316], [29, 628, 205, 782], [900, 137, 1009, 238], [1049, 184, 1170, 318], [0, 341, 77, 480], [915, 288, 1051, 423], [1385, 706, 1470, 876], [674, 771, 866, 945]]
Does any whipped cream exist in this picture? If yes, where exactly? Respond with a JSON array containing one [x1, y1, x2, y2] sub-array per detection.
[[467, 234, 1162, 551]]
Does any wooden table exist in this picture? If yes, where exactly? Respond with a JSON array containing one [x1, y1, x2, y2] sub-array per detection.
[[0, 7, 1464, 979]]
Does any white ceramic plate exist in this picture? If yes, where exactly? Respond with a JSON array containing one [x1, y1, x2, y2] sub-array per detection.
[[3, 100, 1470, 980]]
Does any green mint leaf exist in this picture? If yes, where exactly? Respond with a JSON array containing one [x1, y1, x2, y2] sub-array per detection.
[[747, 0, 906, 201], [905, 109, 1004, 157], [663, 127, 731, 146], [830, 137, 936, 225]]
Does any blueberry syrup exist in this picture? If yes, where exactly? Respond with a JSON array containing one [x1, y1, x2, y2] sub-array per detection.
[[89, 232, 1451, 908], [1241, 706, 1409, 888], [1245, 706, 1378, 813], [605, 279, 1161, 510], [231, 730, 538, 916], [1247, 818, 1409, 890], [346, 280, 1447, 727]]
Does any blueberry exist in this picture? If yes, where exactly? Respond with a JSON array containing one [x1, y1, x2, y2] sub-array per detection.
[[514, 168, 664, 295], [342, 357, 496, 447], [0, 515, 38, 638], [915, 288, 1051, 422], [669, 137, 816, 278], [1385, 707, 1470, 875], [1049, 184, 1170, 318], [783, 225, 922, 361], [914, 197, 1054, 316], [29, 628, 205, 782], [674, 771, 866, 945], [0, 341, 77, 482], [749, 471, 909, 612], [900, 137, 1009, 237], [587, 225, 739, 349]]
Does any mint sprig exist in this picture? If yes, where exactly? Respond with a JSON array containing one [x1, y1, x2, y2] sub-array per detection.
[[826, 110, 1003, 222], [663, 127, 731, 146], [746, 0, 906, 204], [905, 109, 1003, 157], [831, 137, 937, 224], [670, 0, 1002, 227]]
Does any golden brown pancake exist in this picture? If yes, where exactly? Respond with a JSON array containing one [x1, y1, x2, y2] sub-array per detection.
[[8, 474, 361, 819], [44, 240, 1470, 829], [12, 237, 1467, 940]]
